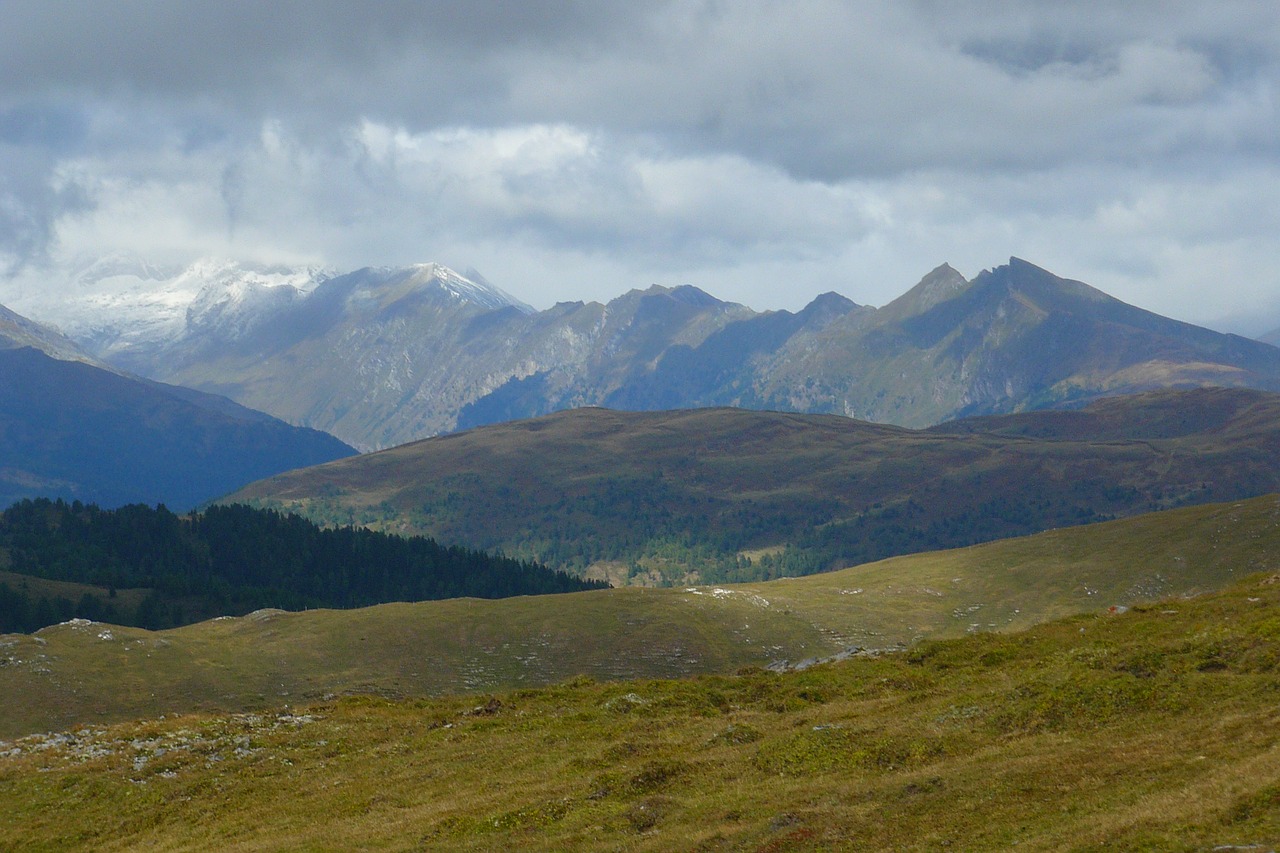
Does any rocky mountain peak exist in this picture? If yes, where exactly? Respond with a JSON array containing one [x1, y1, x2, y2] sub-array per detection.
[[881, 262, 971, 318], [800, 291, 860, 318], [976, 257, 1114, 308], [393, 263, 534, 313], [666, 284, 723, 307]]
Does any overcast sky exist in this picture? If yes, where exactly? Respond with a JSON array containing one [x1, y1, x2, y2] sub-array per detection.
[[1, 1, 1278, 331]]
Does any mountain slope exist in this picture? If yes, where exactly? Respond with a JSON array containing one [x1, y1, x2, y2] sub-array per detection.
[[158, 275, 775, 450], [135, 264, 541, 449], [753, 258, 1280, 425], [226, 388, 1280, 583], [0, 346, 355, 509], [453, 284, 788, 430], [0, 303, 101, 365]]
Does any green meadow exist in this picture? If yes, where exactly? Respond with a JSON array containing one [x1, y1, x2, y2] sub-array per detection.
[[3, 562, 1280, 850]]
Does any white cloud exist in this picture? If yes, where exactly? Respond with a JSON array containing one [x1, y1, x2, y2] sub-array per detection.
[[0, 1, 1277, 329]]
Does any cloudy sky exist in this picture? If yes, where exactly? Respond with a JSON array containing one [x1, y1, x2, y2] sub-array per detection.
[[1, 1, 1277, 331]]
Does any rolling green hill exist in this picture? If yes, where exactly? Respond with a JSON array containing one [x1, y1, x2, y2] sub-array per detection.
[[3, 524, 1280, 849], [2, 493, 1276, 741], [226, 387, 1280, 584]]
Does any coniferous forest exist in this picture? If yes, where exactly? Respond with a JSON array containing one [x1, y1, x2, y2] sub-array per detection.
[[0, 499, 605, 633]]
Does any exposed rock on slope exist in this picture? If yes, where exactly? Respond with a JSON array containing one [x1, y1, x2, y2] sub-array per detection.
[[0, 303, 101, 365]]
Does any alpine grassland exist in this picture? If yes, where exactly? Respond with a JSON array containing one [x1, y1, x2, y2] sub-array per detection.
[[2, 495, 1280, 849], [3, 566, 1280, 850], [2, 493, 1278, 740]]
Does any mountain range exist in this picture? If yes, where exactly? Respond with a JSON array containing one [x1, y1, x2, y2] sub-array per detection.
[[14, 255, 1280, 451]]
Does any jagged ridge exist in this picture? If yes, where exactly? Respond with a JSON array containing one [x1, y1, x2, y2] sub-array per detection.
[[13, 256, 1280, 450]]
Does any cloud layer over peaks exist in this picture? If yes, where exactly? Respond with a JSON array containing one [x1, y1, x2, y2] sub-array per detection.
[[1, 1, 1277, 329]]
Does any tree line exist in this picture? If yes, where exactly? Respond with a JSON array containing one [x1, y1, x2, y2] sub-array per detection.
[[0, 499, 606, 633]]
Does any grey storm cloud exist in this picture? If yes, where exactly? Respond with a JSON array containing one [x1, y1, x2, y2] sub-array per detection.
[[0, 0, 1277, 327], [0, 144, 94, 273], [4, 1, 1274, 176]]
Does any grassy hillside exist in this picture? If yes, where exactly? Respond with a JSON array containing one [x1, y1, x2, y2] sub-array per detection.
[[3, 564, 1280, 848], [2, 493, 1276, 741], [226, 388, 1280, 584]]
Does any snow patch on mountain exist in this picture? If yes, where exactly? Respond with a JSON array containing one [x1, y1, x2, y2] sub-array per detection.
[[0, 253, 336, 357], [0, 255, 528, 360], [376, 263, 534, 314], [184, 265, 326, 342]]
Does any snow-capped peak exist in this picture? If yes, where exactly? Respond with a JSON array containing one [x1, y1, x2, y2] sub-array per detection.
[[183, 261, 335, 337], [0, 255, 335, 357], [403, 263, 534, 313], [0, 255, 531, 362]]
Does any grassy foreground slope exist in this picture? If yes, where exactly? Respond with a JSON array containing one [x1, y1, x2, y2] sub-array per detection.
[[225, 388, 1280, 584], [3, 568, 1280, 848], [2, 494, 1277, 740]]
